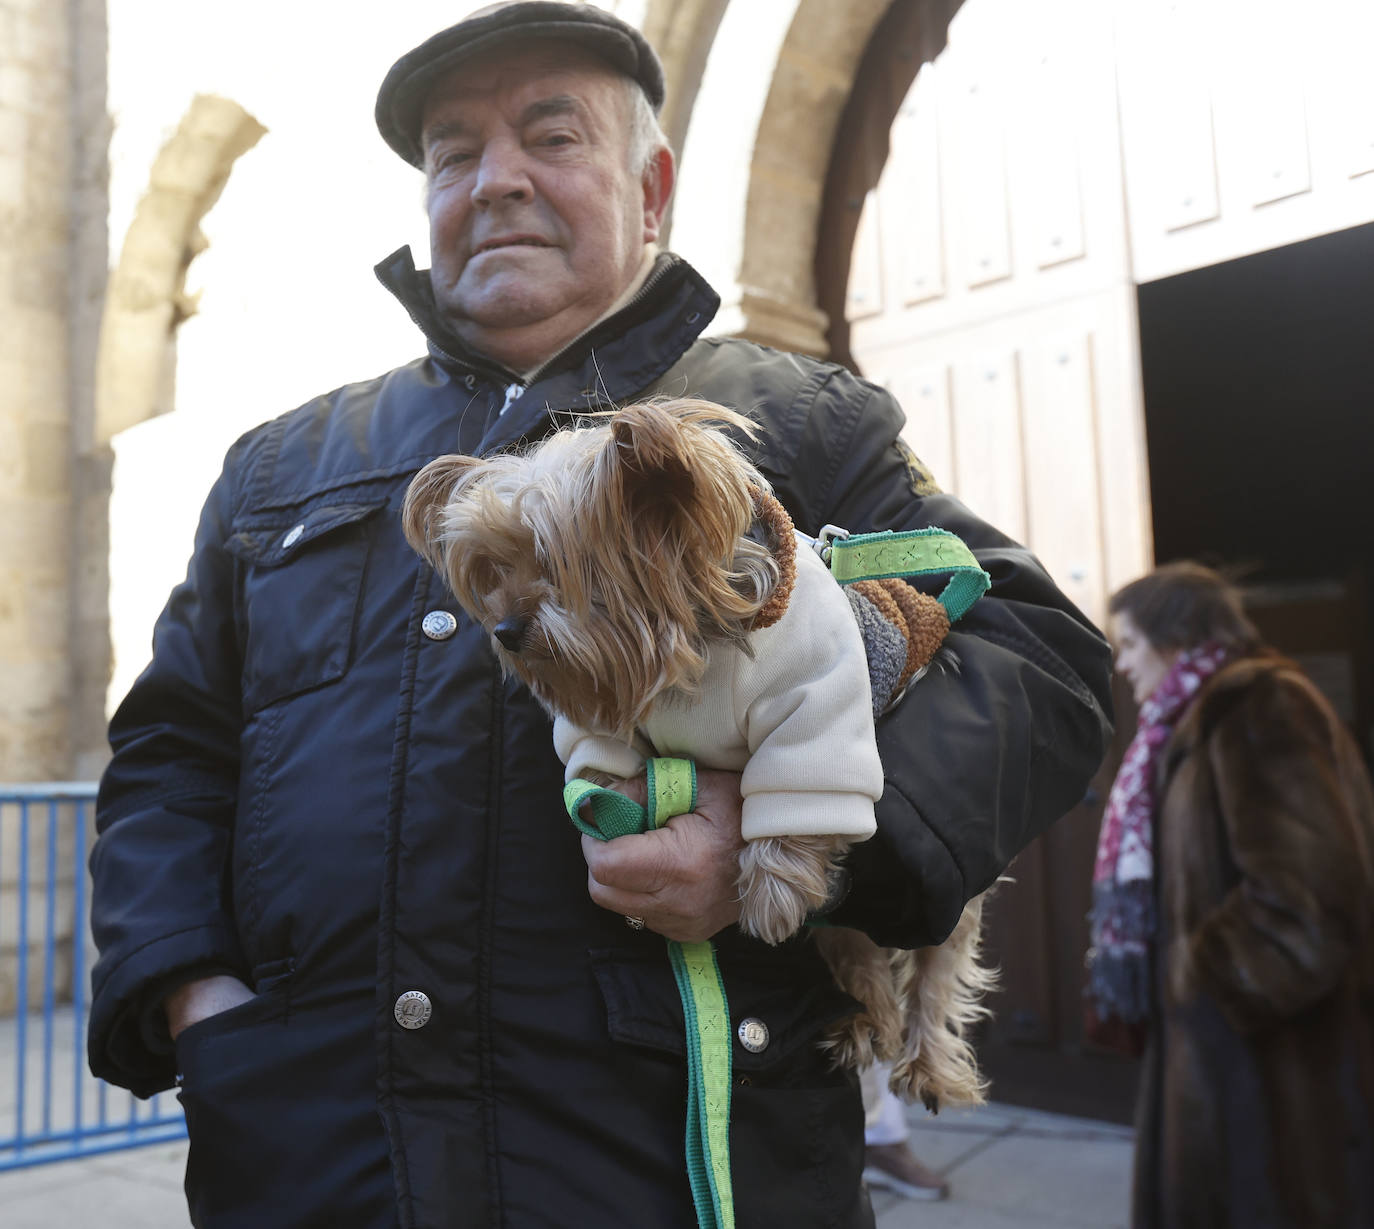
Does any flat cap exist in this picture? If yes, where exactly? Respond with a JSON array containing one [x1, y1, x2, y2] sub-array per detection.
[[376, 2, 666, 167]]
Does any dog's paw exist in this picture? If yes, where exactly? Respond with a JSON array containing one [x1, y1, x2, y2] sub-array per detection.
[[736, 836, 836, 945], [887, 1057, 933, 1111], [888, 1052, 986, 1114], [737, 881, 810, 945], [820, 1015, 879, 1072]]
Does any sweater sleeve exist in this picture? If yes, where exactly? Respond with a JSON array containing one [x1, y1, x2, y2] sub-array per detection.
[[736, 548, 882, 841], [552, 715, 650, 783]]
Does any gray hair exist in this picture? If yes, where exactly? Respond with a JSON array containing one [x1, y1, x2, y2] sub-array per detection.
[[623, 77, 670, 181]]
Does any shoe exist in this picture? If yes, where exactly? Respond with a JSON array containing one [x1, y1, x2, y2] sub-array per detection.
[[862, 1142, 950, 1201]]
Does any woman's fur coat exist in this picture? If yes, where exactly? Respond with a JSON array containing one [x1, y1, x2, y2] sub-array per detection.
[[1134, 654, 1374, 1228]]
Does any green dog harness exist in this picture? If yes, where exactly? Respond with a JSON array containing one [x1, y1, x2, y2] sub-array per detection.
[[819, 524, 991, 620]]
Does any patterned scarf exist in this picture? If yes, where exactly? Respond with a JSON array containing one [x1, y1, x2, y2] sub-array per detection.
[[1086, 641, 1233, 1023]]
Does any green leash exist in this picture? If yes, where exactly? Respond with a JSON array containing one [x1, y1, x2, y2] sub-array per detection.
[[821, 525, 991, 621], [565, 759, 735, 1229]]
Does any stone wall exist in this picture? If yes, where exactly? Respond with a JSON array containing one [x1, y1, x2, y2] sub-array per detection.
[[0, 0, 108, 1013]]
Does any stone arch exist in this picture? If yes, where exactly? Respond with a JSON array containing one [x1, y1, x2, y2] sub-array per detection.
[[640, 0, 731, 172], [94, 95, 264, 445], [735, 0, 964, 355], [813, 0, 966, 370]]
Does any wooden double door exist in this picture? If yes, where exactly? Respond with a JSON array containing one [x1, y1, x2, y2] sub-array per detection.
[[818, 0, 1374, 1121]]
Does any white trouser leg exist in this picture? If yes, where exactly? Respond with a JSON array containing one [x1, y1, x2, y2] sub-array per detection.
[[861, 1061, 909, 1146]]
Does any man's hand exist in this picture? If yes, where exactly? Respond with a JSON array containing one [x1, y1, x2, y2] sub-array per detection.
[[581, 768, 746, 943], [164, 974, 256, 1041]]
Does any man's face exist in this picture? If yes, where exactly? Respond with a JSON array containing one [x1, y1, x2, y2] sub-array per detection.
[[420, 43, 669, 371]]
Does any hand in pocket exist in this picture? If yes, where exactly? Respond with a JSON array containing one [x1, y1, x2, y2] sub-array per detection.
[[166, 974, 257, 1041]]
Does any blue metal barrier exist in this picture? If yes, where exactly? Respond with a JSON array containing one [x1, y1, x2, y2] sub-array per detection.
[[0, 784, 186, 1171]]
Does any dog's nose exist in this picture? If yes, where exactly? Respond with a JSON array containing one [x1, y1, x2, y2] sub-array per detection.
[[492, 617, 527, 652]]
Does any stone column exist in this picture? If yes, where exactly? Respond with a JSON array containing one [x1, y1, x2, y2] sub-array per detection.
[[0, 0, 78, 785], [70, 0, 113, 785], [0, 0, 108, 1016], [0, 0, 108, 786]]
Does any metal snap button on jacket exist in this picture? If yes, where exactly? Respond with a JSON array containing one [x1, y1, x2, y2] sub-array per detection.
[[421, 610, 458, 641], [394, 990, 433, 1029], [737, 1017, 769, 1053], [282, 523, 305, 549]]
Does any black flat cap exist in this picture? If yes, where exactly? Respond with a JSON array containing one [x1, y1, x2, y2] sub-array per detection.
[[376, 2, 666, 167]]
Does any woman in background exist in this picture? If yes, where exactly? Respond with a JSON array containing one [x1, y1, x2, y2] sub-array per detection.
[[1088, 561, 1374, 1228]]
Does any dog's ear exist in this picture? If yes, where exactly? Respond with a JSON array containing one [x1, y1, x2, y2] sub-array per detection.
[[402, 454, 482, 570], [609, 403, 697, 512]]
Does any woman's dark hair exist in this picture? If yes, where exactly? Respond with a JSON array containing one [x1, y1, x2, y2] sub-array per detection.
[[1108, 561, 1261, 653]]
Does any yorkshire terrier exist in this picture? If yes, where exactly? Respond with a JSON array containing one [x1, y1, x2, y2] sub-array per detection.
[[402, 397, 993, 1111]]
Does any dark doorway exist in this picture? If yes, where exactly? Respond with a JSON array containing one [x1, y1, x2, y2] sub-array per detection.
[[1137, 221, 1374, 760], [977, 224, 1374, 1127], [974, 695, 1142, 1127]]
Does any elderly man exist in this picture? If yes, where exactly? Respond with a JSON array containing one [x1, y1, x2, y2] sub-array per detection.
[[89, 4, 1113, 1227]]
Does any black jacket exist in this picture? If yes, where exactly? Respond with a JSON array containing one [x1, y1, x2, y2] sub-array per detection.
[[89, 251, 1113, 1229]]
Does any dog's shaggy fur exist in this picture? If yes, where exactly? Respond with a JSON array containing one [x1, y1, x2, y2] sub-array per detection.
[[403, 397, 994, 1110]]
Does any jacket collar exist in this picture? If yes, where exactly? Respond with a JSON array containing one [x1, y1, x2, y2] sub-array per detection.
[[374, 245, 720, 455], [1166, 651, 1294, 761]]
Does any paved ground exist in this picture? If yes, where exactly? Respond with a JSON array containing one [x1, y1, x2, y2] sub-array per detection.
[[870, 1101, 1134, 1229], [0, 1099, 1133, 1227], [2, 1138, 189, 1228]]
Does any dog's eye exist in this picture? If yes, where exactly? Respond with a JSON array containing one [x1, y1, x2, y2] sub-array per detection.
[[531, 543, 560, 580], [462, 555, 506, 596]]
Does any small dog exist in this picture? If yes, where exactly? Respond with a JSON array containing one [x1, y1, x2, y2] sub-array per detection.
[[402, 397, 992, 1110]]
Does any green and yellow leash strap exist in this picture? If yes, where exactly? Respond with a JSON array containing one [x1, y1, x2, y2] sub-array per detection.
[[825, 526, 991, 623], [563, 758, 735, 1229]]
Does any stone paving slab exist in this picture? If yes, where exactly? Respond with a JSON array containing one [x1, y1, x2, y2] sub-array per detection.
[[875, 1101, 1134, 1229], [1, 1141, 191, 1229]]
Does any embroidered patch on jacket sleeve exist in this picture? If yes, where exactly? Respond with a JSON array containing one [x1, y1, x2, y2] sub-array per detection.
[[896, 439, 943, 497]]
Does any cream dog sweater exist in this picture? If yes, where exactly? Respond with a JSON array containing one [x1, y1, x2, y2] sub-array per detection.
[[553, 538, 882, 842]]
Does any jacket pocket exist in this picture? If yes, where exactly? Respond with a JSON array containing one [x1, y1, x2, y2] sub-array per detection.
[[225, 500, 386, 714], [591, 944, 870, 1228], [591, 945, 860, 1086], [173, 958, 294, 1063], [173, 958, 291, 1224], [173, 984, 392, 1229]]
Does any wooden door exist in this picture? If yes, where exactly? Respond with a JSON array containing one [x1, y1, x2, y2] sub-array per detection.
[[845, 0, 1151, 623], [1116, 0, 1374, 284], [821, 0, 1374, 1122], [831, 0, 1151, 1120]]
